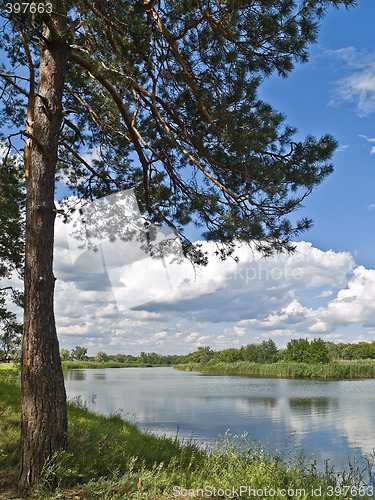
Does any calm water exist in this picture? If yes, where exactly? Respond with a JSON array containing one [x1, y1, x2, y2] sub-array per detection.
[[64, 367, 375, 470]]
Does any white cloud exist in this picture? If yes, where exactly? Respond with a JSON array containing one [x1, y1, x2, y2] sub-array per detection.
[[324, 266, 375, 327], [317, 290, 334, 298], [336, 145, 350, 152], [237, 265, 375, 342], [328, 47, 375, 117], [359, 135, 375, 155], [53, 210, 375, 355]]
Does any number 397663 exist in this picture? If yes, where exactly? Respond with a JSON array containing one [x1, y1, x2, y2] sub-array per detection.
[[5, 3, 53, 14]]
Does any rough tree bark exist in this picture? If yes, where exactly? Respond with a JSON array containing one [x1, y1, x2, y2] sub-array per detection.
[[19, 21, 70, 488]]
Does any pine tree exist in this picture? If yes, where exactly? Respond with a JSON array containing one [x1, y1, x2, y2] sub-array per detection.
[[0, 0, 355, 488]]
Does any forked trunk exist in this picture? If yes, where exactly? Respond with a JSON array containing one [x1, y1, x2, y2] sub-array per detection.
[[19, 26, 69, 488]]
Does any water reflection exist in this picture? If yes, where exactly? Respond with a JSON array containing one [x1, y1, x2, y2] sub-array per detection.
[[64, 367, 375, 470], [289, 397, 335, 415], [65, 369, 86, 381]]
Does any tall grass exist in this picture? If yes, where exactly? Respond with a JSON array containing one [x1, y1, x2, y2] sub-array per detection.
[[176, 360, 375, 379], [1, 367, 374, 499]]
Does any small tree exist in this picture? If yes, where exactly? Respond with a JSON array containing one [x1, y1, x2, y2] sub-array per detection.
[[285, 338, 310, 362], [70, 346, 88, 361], [0, 318, 22, 362], [244, 343, 261, 363], [214, 347, 244, 363], [95, 351, 110, 363], [258, 339, 278, 364], [355, 342, 374, 360], [59, 349, 71, 362], [307, 338, 329, 364], [325, 342, 339, 362]]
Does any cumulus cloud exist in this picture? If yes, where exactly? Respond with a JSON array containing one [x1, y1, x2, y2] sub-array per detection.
[[238, 266, 375, 343], [323, 266, 375, 329], [52, 211, 375, 355], [327, 47, 375, 117]]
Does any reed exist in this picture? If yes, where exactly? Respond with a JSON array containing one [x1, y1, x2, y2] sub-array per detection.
[[175, 360, 375, 379]]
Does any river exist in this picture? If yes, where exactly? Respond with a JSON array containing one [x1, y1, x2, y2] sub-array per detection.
[[64, 366, 375, 471]]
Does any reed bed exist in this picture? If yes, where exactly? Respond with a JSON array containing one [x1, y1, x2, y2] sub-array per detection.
[[175, 360, 375, 379]]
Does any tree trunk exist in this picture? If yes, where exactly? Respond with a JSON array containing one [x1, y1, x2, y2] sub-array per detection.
[[19, 25, 70, 488]]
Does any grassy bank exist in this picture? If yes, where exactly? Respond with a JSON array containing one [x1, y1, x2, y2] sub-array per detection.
[[1, 367, 374, 499], [175, 359, 375, 379]]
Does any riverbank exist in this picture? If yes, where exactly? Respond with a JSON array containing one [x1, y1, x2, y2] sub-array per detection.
[[174, 359, 375, 379], [1, 367, 373, 499]]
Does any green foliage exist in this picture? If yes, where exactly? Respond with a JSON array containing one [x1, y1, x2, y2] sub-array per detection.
[[214, 347, 245, 363], [177, 359, 375, 380], [59, 349, 71, 362], [180, 346, 215, 365], [285, 338, 311, 362], [243, 343, 261, 362], [258, 339, 278, 364], [139, 351, 177, 366], [0, 319, 22, 362], [337, 342, 375, 360], [0, 154, 24, 276], [70, 345, 88, 361], [94, 351, 109, 363], [66, 339, 375, 371], [0, 153, 24, 354], [0, 0, 356, 259], [308, 338, 330, 364], [284, 338, 329, 364]]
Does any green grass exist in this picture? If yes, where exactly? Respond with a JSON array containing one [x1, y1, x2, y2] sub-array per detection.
[[175, 360, 375, 379], [0, 361, 16, 370], [1, 367, 374, 499]]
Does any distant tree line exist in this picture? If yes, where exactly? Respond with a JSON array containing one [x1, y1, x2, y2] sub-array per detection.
[[59, 339, 375, 368], [59, 346, 180, 366]]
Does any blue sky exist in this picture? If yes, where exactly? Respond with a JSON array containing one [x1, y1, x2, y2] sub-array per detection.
[[259, 0, 375, 270], [3, 1, 375, 355]]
